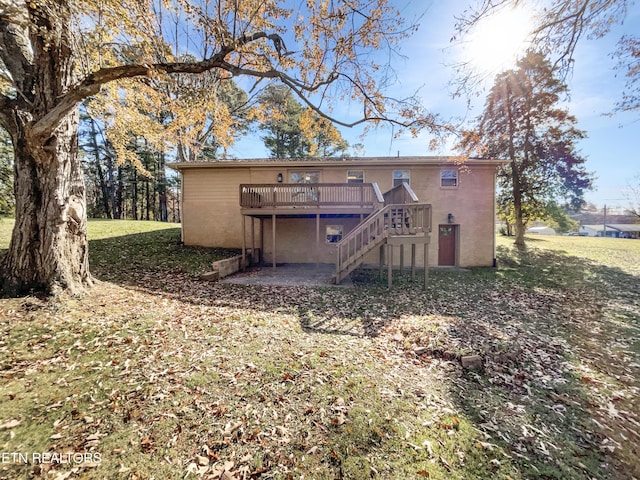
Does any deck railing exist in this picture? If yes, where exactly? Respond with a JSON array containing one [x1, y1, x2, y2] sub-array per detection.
[[383, 182, 419, 205], [386, 203, 432, 236], [240, 183, 384, 209]]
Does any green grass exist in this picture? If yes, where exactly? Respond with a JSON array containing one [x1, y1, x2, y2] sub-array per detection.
[[1, 222, 639, 479], [87, 219, 240, 281], [0, 219, 240, 282]]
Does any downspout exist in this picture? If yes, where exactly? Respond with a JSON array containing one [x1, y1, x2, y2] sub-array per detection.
[[493, 166, 498, 268], [180, 169, 185, 243]]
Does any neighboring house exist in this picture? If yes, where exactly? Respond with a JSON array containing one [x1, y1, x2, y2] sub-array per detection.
[[608, 224, 640, 239], [579, 224, 640, 238], [526, 226, 556, 235], [169, 156, 506, 283], [579, 225, 607, 237], [579, 225, 617, 237]]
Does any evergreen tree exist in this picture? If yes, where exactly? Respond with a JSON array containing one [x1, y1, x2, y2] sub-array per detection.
[[258, 85, 309, 158], [258, 85, 349, 158], [460, 52, 594, 247]]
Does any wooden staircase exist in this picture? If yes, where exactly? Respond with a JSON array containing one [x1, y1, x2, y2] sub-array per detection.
[[334, 202, 432, 284]]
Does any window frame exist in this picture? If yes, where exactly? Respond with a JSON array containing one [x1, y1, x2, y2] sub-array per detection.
[[392, 169, 410, 187], [347, 170, 364, 184], [326, 225, 344, 244], [440, 169, 459, 188], [288, 171, 320, 184]]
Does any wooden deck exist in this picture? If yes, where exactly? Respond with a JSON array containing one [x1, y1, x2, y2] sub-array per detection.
[[238, 183, 432, 289], [240, 183, 384, 215]]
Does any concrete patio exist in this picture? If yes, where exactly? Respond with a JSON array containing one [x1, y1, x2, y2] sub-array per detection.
[[220, 263, 353, 287]]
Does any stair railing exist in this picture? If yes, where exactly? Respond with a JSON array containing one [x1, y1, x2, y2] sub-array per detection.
[[335, 203, 432, 283], [335, 206, 388, 282]]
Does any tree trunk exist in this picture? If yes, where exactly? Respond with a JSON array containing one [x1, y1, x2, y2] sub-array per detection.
[[505, 84, 526, 249], [105, 151, 118, 219], [0, 112, 92, 295], [157, 152, 168, 222], [132, 168, 138, 220], [115, 166, 123, 219], [94, 152, 111, 219], [503, 221, 513, 236], [88, 117, 112, 218], [145, 177, 150, 221], [511, 161, 526, 248]]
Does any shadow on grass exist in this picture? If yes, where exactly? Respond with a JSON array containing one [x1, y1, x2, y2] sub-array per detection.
[[0, 225, 239, 290], [88, 228, 239, 282], [102, 232, 638, 347], [107, 234, 638, 479], [4, 224, 639, 478]]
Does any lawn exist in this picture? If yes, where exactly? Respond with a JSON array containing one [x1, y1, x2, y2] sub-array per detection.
[[0, 220, 638, 479]]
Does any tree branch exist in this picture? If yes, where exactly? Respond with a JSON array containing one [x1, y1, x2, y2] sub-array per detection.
[[238, 31, 291, 57], [0, 14, 33, 96], [31, 22, 436, 141], [31, 29, 294, 139], [31, 47, 233, 139]]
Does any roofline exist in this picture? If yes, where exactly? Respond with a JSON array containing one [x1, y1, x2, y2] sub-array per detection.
[[581, 224, 640, 231], [167, 156, 510, 171]]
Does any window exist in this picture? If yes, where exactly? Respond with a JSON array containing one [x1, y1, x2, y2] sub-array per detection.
[[326, 225, 343, 243], [289, 171, 320, 184], [440, 169, 458, 187], [289, 171, 320, 202], [347, 170, 364, 183], [393, 170, 410, 187]]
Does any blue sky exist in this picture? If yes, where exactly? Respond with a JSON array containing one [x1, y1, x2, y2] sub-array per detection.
[[228, 1, 640, 212]]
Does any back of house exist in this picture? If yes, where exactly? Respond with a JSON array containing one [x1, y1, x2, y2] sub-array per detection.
[[169, 156, 505, 270]]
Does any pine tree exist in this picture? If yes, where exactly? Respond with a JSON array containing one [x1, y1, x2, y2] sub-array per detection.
[[460, 52, 594, 247]]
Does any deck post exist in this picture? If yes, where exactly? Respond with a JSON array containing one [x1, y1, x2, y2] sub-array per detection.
[[260, 218, 264, 265], [251, 217, 255, 266], [316, 214, 320, 268], [424, 242, 429, 290], [272, 214, 276, 269], [387, 244, 393, 288], [400, 244, 404, 272], [379, 244, 384, 280], [411, 244, 416, 281], [241, 215, 246, 271]]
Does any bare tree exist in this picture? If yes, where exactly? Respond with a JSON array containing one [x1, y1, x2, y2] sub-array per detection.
[[453, 0, 633, 93], [626, 174, 640, 219], [612, 34, 640, 114]]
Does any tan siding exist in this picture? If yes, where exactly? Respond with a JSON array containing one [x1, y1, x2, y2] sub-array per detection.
[[182, 168, 249, 247], [178, 160, 500, 268], [262, 216, 362, 264], [250, 168, 283, 184], [430, 166, 496, 267]]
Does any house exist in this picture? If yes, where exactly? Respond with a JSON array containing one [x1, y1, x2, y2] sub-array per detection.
[[168, 156, 506, 284], [579, 224, 640, 238], [606, 224, 640, 239], [579, 225, 613, 237]]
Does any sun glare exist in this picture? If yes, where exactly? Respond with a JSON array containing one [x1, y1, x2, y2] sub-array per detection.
[[465, 6, 533, 76]]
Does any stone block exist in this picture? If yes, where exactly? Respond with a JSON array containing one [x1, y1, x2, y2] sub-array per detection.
[[200, 271, 220, 282], [461, 355, 483, 370]]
